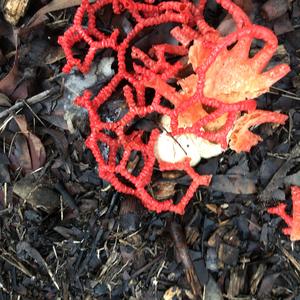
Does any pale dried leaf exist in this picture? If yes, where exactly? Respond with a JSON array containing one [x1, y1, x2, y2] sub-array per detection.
[[2, 0, 30, 25]]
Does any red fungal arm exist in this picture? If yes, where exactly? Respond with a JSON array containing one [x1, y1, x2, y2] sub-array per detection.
[[59, 0, 289, 214], [268, 186, 300, 241], [268, 204, 293, 227], [290, 186, 300, 241]]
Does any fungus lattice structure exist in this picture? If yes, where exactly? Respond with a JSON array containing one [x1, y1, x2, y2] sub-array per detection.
[[59, 0, 290, 214]]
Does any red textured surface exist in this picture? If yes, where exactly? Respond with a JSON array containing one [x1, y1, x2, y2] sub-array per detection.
[[268, 186, 300, 241], [58, 0, 289, 214]]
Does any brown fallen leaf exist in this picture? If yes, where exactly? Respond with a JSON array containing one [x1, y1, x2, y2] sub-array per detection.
[[10, 134, 32, 173], [0, 29, 29, 100], [13, 175, 60, 212], [0, 23, 17, 86], [0, 53, 19, 95], [11, 115, 46, 173]]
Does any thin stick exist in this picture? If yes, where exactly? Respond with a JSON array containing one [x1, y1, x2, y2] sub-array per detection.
[[0, 87, 60, 120], [268, 91, 300, 102], [271, 86, 297, 96], [169, 221, 203, 296]]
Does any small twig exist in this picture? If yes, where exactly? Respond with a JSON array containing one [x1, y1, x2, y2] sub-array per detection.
[[3, 182, 7, 208], [169, 221, 203, 297], [0, 115, 14, 132], [0, 207, 13, 216], [0, 87, 60, 120], [268, 91, 300, 102], [60, 196, 64, 221], [0, 279, 9, 294], [17, 242, 60, 290], [154, 119, 188, 156], [288, 109, 295, 142], [131, 255, 164, 279], [0, 248, 34, 278], [279, 246, 300, 277], [270, 87, 297, 96]]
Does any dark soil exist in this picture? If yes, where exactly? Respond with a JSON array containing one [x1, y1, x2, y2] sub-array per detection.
[[0, 0, 300, 299]]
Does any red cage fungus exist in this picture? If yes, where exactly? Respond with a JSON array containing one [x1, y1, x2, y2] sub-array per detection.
[[58, 0, 290, 214], [268, 186, 300, 242]]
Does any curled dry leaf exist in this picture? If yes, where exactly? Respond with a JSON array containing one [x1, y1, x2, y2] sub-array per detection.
[[11, 115, 46, 173], [0, 32, 29, 101]]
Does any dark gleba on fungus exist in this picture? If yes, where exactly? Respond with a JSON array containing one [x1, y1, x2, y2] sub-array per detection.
[[58, 0, 290, 214]]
